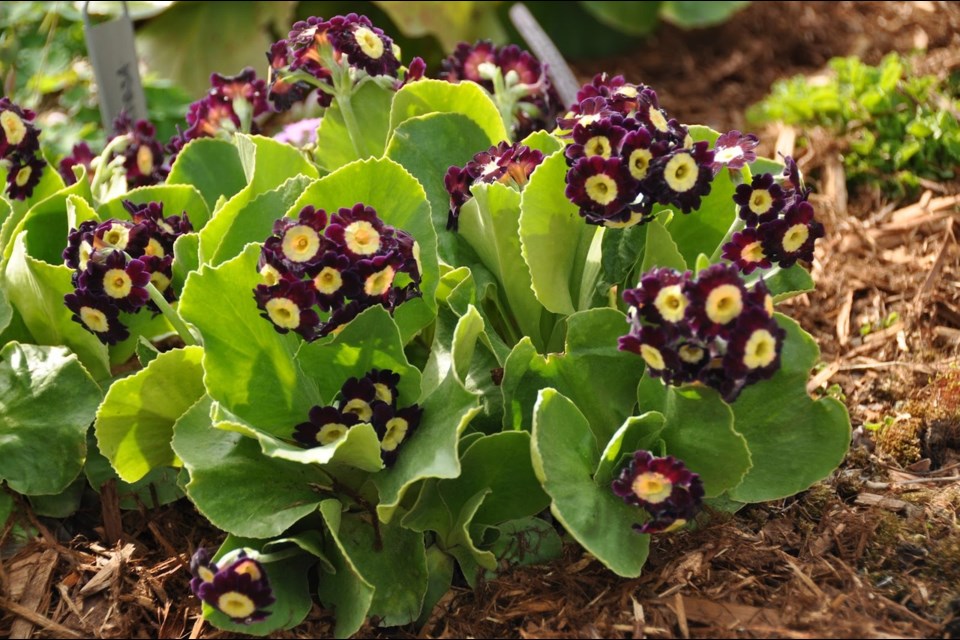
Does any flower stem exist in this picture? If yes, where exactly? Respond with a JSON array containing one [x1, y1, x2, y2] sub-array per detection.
[[709, 215, 746, 263], [336, 93, 365, 159], [145, 283, 199, 346], [89, 134, 131, 205]]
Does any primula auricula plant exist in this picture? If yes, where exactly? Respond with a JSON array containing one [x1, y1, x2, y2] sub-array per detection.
[[0, 10, 851, 638]]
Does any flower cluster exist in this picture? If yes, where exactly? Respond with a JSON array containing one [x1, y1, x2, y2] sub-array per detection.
[[444, 141, 545, 230], [60, 112, 168, 188], [62, 201, 193, 344], [168, 68, 270, 159], [190, 548, 275, 624], [0, 98, 45, 200], [267, 14, 414, 111], [721, 157, 825, 273], [611, 451, 704, 534], [254, 203, 422, 340], [293, 368, 422, 466], [618, 264, 785, 402], [440, 40, 562, 140]]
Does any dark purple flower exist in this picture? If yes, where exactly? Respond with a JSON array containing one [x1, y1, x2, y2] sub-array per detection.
[[58, 142, 96, 186], [439, 40, 498, 85], [761, 200, 824, 268], [264, 205, 330, 271], [565, 156, 637, 223], [612, 451, 704, 534], [63, 220, 98, 271], [564, 115, 628, 164], [209, 67, 270, 119], [0, 98, 40, 159], [266, 41, 315, 111], [721, 227, 771, 274], [5, 152, 45, 200], [64, 291, 129, 345], [711, 130, 759, 173], [190, 549, 275, 624], [684, 263, 749, 339], [78, 251, 151, 313], [112, 113, 167, 188], [253, 277, 320, 340], [723, 307, 786, 383], [557, 96, 618, 131], [325, 204, 393, 259], [332, 13, 400, 77], [371, 401, 422, 466], [293, 405, 360, 447], [362, 368, 401, 406], [622, 267, 692, 326], [646, 142, 714, 213], [618, 325, 681, 380], [338, 374, 379, 422], [733, 173, 785, 227], [308, 251, 358, 310]]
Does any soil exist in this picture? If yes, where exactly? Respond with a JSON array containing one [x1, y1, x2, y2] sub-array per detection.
[[3, 2, 960, 638]]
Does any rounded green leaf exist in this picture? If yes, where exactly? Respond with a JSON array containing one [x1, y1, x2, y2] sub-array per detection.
[[390, 79, 507, 145], [0, 343, 101, 495], [179, 244, 320, 436], [99, 184, 211, 230], [166, 137, 247, 211], [316, 79, 394, 172], [287, 157, 438, 343], [519, 151, 602, 315], [660, 1, 751, 27], [594, 411, 666, 487], [172, 397, 328, 538], [1, 173, 91, 263], [94, 345, 205, 483], [530, 388, 650, 577], [728, 315, 851, 502], [581, 1, 663, 35]]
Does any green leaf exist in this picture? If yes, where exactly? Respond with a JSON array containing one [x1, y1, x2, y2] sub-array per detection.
[[390, 79, 508, 146], [84, 433, 183, 510], [580, 1, 663, 36], [385, 112, 493, 263], [600, 223, 648, 292], [287, 157, 438, 343], [459, 182, 544, 348], [373, 1, 500, 50], [166, 138, 248, 211], [28, 476, 86, 518], [519, 130, 565, 156], [319, 500, 429, 628], [94, 346, 205, 483], [660, 1, 750, 27], [208, 175, 315, 266], [500, 308, 641, 444], [315, 79, 394, 172], [135, 336, 160, 367], [179, 245, 320, 436], [594, 412, 666, 487], [641, 216, 687, 272], [172, 232, 200, 292], [98, 184, 211, 230], [0, 286, 11, 335], [636, 376, 751, 497], [753, 264, 815, 302], [203, 534, 315, 636], [0, 343, 101, 495], [416, 545, 455, 627], [485, 516, 563, 577], [137, 1, 296, 95], [519, 152, 601, 315], [728, 315, 850, 503], [3, 233, 110, 380], [315, 500, 375, 639], [530, 388, 650, 577], [2, 171, 92, 263], [172, 397, 328, 538]]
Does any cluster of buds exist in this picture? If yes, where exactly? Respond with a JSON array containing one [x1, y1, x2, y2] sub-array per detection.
[[267, 13, 421, 111], [190, 548, 274, 624], [293, 368, 422, 466], [721, 157, 824, 273], [254, 203, 422, 341], [561, 74, 761, 228], [0, 98, 45, 200], [612, 451, 704, 534], [444, 141, 545, 230], [60, 112, 168, 188], [440, 40, 562, 140], [618, 264, 785, 402], [168, 68, 271, 159], [62, 201, 192, 345]]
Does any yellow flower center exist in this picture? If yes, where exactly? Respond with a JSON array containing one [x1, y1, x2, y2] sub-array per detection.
[[79, 241, 93, 270], [741, 241, 765, 263], [705, 284, 743, 324], [640, 344, 666, 370], [79, 307, 109, 333], [260, 264, 281, 286], [679, 344, 704, 364], [373, 382, 393, 405], [585, 174, 618, 205], [15, 165, 31, 187], [104, 268, 133, 299], [197, 566, 216, 583], [217, 592, 256, 620], [317, 423, 349, 445], [364, 265, 395, 297], [782, 223, 809, 253], [232, 559, 263, 581], [282, 225, 321, 263], [653, 285, 687, 322], [1, 111, 27, 145], [683, 134, 693, 149], [344, 221, 380, 256], [265, 297, 301, 329], [102, 224, 130, 249], [604, 209, 645, 229], [664, 154, 698, 193], [749, 190, 773, 215], [764, 294, 775, 317], [342, 398, 373, 422], [627, 148, 652, 180], [616, 85, 638, 98], [577, 113, 601, 127], [354, 26, 384, 60], [313, 267, 343, 295], [145, 238, 165, 258], [649, 106, 669, 132], [150, 270, 171, 292], [136, 145, 155, 176], [381, 417, 409, 452], [584, 136, 612, 159], [632, 471, 672, 504], [743, 329, 777, 369]]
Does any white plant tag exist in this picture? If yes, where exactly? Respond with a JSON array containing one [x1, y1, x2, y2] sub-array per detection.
[[83, 1, 148, 128]]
